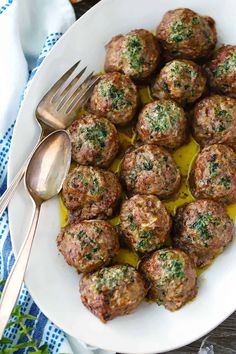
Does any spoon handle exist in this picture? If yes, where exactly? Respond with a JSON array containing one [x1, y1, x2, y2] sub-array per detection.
[[0, 132, 43, 218], [0, 205, 40, 339]]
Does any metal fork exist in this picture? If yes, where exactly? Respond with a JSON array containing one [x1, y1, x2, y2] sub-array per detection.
[[0, 61, 99, 217]]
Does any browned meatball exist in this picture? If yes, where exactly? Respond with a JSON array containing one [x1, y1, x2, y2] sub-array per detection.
[[120, 144, 181, 198], [173, 200, 233, 268], [156, 8, 217, 60], [136, 99, 187, 148], [190, 144, 236, 204], [67, 114, 119, 167], [62, 165, 122, 220], [104, 29, 160, 80], [90, 72, 138, 125], [204, 45, 236, 97], [152, 59, 206, 105], [140, 248, 197, 311], [57, 220, 119, 273], [80, 264, 148, 322], [192, 95, 236, 148], [120, 194, 172, 253]]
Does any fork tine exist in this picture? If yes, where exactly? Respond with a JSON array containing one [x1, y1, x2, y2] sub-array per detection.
[[51, 60, 83, 104], [49, 60, 80, 96], [57, 71, 94, 113], [65, 75, 100, 114], [56, 66, 87, 111]]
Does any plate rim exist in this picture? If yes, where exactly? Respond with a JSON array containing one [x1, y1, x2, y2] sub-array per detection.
[[7, 0, 236, 352]]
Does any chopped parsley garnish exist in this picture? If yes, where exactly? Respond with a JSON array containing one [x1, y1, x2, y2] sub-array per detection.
[[192, 16, 200, 25], [127, 213, 138, 231], [161, 80, 170, 93], [94, 226, 103, 234], [124, 34, 145, 73], [85, 253, 92, 260], [75, 229, 99, 251], [167, 260, 185, 279], [209, 161, 219, 177], [219, 176, 231, 189], [136, 231, 154, 251], [80, 123, 108, 148], [73, 174, 89, 188], [145, 103, 180, 133], [95, 265, 130, 291], [170, 20, 193, 42], [190, 213, 220, 239], [143, 160, 154, 170], [170, 62, 197, 80], [213, 109, 233, 132], [99, 82, 127, 111], [90, 177, 101, 195], [158, 252, 168, 261], [214, 52, 236, 77]]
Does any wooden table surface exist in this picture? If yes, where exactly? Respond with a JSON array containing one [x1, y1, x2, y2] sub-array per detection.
[[72, 1, 236, 353]]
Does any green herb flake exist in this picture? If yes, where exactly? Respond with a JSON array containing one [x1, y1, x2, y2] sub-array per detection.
[[99, 82, 127, 111], [209, 161, 219, 177], [219, 176, 231, 189], [161, 80, 170, 92], [127, 213, 138, 231], [170, 20, 193, 42], [80, 123, 108, 148], [214, 52, 236, 77], [167, 260, 185, 279], [90, 177, 101, 195], [143, 160, 154, 170], [95, 265, 130, 291], [145, 102, 180, 134], [192, 16, 200, 25], [124, 34, 145, 73], [158, 252, 168, 261], [190, 213, 220, 239], [85, 253, 92, 260]]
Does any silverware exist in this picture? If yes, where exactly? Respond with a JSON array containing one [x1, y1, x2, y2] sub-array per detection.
[[0, 130, 71, 338], [0, 61, 99, 217]]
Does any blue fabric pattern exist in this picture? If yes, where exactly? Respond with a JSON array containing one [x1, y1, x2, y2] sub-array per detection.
[[0, 32, 67, 354], [0, 0, 13, 15]]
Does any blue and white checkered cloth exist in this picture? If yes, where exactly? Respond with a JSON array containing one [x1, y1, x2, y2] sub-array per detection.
[[0, 1, 83, 352]]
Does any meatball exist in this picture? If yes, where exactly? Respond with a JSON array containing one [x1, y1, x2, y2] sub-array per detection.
[[173, 200, 233, 268], [152, 59, 206, 105], [80, 264, 147, 322], [57, 220, 119, 273], [120, 144, 181, 198], [140, 248, 197, 311], [90, 72, 138, 125], [204, 45, 236, 97], [136, 99, 187, 148], [190, 144, 236, 204], [67, 114, 119, 167], [104, 29, 160, 80], [156, 8, 217, 60], [62, 165, 122, 220], [120, 194, 172, 253], [192, 95, 236, 148]]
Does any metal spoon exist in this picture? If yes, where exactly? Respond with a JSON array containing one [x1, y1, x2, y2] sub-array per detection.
[[0, 130, 71, 338]]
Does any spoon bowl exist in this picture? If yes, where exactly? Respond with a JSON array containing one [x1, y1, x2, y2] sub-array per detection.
[[26, 130, 71, 203]]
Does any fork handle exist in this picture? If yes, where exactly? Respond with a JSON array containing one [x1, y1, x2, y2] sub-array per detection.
[[0, 135, 42, 217], [0, 204, 40, 339]]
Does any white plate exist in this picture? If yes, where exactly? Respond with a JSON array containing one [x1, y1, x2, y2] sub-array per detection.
[[8, 0, 236, 353]]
